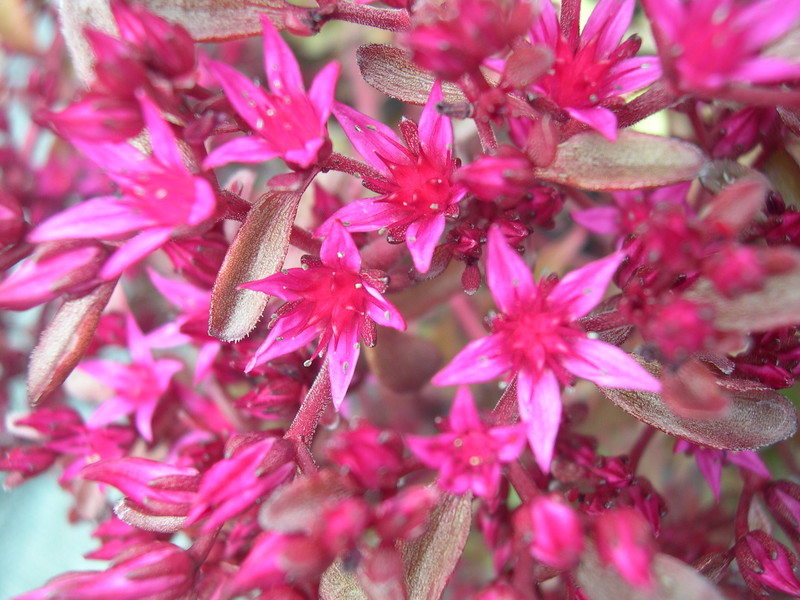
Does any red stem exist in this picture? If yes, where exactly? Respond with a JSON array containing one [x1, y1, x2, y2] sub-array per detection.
[[325, 1, 410, 32], [290, 225, 322, 255], [628, 426, 656, 473], [322, 151, 385, 182], [284, 359, 332, 451]]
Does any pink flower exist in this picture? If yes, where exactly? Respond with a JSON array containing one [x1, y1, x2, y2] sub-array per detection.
[[643, 0, 800, 98], [594, 507, 655, 589], [675, 440, 769, 502], [737, 530, 800, 597], [524, 0, 661, 139], [202, 16, 339, 170], [29, 92, 217, 279], [433, 227, 660, 472], [79, 314, 183, 441], [321, 82, 465, 273], [406, 387, 526, 499], [241, 221, 405, 408]]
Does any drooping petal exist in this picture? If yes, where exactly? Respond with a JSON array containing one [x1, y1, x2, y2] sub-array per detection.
[[308, 61, 341, 127], [327, 326, 360, 409], [99, 227, 173, 280], [260, 15, 304, 96], [561, 337, 661, 391], [432, 334, 513, 386], [332, 102, 407, 175], [548, 252, 622, 320], [565, 106, 619, 141], [486, 226, 536, 314], [406, 214, 445, 273], [517, 367, 562, 473], [319, 220, 361, 272], [29, 197, 157, 242]]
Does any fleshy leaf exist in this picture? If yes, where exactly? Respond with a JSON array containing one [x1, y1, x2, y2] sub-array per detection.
[[535, 130, 707, 190], [399, 492, 472, 600], [576, 546, 726, 600], [686, 247, 800, 332], [320, 560, 369, 600], [356, 44, 467, 105], [598, 357, 797, 450], [209, 189, 303, 342], [27, 280, 117, 405], [114, 498, 187, 533]]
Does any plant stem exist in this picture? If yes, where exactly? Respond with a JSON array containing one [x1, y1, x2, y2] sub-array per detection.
[[325, 1, 410, 31], [284, 360, 332, 459]]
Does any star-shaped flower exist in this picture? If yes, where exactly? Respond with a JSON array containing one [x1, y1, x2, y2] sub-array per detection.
[[433, 227, 661, 471]]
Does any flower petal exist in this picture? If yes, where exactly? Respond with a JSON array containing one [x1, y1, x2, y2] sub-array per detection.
[[548, 252, 622, 320], [562, 337, 662, 391], [486, 226, 536, 314], [308, 61, 341, 127], [320, 220, 361, 272], [137, 90, 184, 171], [29, 197, 157, 242], [448, 386, 483, 433], [432, 334, 513, 386], [203, 136, 280, 169], [579, 0, 634, 57], [327, 327, 360, 410], [332, 102, 407, 176], [260, 15, 304, 95], [407, 214, 445, 273], [99, 227, 173, 280], [418, 81, 452, 163], [565, 106, 619, 141], [517, 368, 562, 473]]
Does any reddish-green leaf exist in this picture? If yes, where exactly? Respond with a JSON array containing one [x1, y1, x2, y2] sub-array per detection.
[[599, 358, 797, 450], [399, 492, 472, 600], [535, 130, 707, 190], [209, 190, 302, 342], [320, 561, 369, 600], [27, 280, 117, 405], [357, 45, 467, 105], [114, 498, 187, 534]]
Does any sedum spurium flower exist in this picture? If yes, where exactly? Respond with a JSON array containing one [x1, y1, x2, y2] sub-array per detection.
[[433, 227, 661, 472], [79, 314, 183, 442], [28, 92, 217, 280], [241, 221, 405, 408], [203, 15, 339, 170], [407, 386, 526, 499], [321, 82, 465, 273], [524, 0, 661, 139], [643, 0, 800, 98]]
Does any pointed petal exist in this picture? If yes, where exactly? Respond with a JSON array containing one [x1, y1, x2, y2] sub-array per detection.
[[308, 61, 340, 127], [486, 226, 536, 314], [432, 334, 513, 386], [603, 57, 662, 97], [29, 197, 157, 241], [694, 448, 723, 503], [87, 397, 133, 430], [99, 227, 172, 279], [189, 178, 217, 226], [203, 136, 280, 169], [548, 252, 622, 319], [365, 286, 406, 330], [332, 102, 407, 175], [407, 214, 445, 273], [148, 268, 207, 312], [418, 81, 452, 160], [565, 106, 619, 141], [517, 368, 562, 473], [562, 337, 662, 391], [137, 90, 184, 170], [327, 327, 360, 410], [126, 313, 152, 365], [449, 386, 483, 432], [571, 206, 622, 235], [194, 342, 221, 385], [204, 59, 274, 134], [134, 400, 157, 442], [530, 0, 559, 47], [580, 0, 634, 56], [260, 15, 304, 95], [245, 312, 320, 371], [320, 220, 361, 272], [320, 199, 399, 233], [80, 360, 138, 391]]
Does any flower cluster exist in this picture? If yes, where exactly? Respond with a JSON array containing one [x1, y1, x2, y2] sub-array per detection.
[[1, 0, 800, 599]]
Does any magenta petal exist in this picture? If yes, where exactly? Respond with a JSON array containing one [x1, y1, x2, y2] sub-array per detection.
[[260, 15, 304, 95], [486, 227, 536, 314], [134, 400, 157, 442], [189, 179, 217, 226], [100, 227, 172, 279], [407, 214, 445, 273], [137, 91, 184, 171], [321, 199, 397, 233], [327, 327, 360, 410], [565, 106, 619, 141], [245, 313, 320, 371], [579, 0, 634, 57], [449, 387, 483, 432], [548, 252, 621, 319], [205, 60, 273, 132], [571, 206, 622, 235], [320, 220, 361, 272], [530, 0, 559, 46], [562, 337, 662, 391], [308, 62, 341, 127], [418, 82, 452, 161], [29, 197, 156, 242], [87, 397, 133, 430], [432, 335, 513, 386], [203, 136, 280, 169], [365, 287, 406, 330], [517, 368, 562, 473], [125, 314, 152, 365], [332, 102, 407, 175], [604, 57, 662, 97]]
